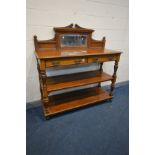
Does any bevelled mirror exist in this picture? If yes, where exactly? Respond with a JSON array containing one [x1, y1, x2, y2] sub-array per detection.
[[60, 34, 87, 47]]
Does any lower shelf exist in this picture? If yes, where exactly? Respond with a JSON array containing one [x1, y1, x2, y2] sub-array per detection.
[[43, 87, 112, 117]]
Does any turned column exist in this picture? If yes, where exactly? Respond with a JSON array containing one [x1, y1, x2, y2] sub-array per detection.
[[39, 60, 49, 105], [99, 62, 103, 71], [110, 60, 119, 96], [98, 62, 103, 87], [36, 59, 43, 100]]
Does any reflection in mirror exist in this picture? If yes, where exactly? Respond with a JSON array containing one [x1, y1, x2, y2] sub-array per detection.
[[60, 34, 87, 47]]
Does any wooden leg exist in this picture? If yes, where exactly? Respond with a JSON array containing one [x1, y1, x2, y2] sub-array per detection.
[[39, 75, 43, 100], [98, 62, 103, 87], [37, 71, 43, 100], [40, 70, 49, 105], [36, 60, 43, 100], [99, 62, 103, 71], [44, 106, 50, 120], [110, 60, 119, 96]]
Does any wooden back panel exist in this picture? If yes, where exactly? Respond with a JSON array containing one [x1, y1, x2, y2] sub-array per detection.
[[34, 36, 56, 50], [34, 24, 106, 52], [90, 37, 106, 49]]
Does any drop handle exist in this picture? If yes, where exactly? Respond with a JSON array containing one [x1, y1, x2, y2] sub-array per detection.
[[92, 57, 98, 62], [52, 61, 60, 66], [74, 59, 82, 64], [108, 57, 113, 61]]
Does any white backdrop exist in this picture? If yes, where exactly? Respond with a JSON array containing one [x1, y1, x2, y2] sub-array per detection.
[[26, 0, 129, 102]]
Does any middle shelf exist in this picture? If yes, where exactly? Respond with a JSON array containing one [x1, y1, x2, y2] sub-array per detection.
[[46, 70, 113, 92]]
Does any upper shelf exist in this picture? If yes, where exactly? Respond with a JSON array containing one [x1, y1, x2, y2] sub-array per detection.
[[46, 70, 113, 92]]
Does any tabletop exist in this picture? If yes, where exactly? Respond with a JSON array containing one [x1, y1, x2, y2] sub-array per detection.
[[35, 48, 122, 59]]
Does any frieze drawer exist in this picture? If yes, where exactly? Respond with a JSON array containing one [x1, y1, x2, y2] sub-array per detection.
[[88, 56, 118, 63], [46, 57, 87, 67]]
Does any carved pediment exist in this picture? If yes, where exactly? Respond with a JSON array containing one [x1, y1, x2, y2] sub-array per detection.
[[54, 23, 94, 33]]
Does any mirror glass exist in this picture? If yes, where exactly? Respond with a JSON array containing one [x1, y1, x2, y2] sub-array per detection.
[[60, 34, 87, 47]]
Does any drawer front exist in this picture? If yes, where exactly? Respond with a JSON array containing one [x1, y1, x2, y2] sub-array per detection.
[[88, 55, 117, 63], [46, 57, 87, 67]]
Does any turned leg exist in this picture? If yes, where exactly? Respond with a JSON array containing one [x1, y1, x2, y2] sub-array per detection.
[[110, 60, 119, 96], [99, 62, 103, 71], [98, 62, 103, 87], [37, 61, 43, 100], [40, 70, 49, 105], [38, 60, 49, 106]]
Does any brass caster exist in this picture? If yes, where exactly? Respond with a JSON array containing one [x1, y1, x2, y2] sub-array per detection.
[[45, 116, 50, 120]]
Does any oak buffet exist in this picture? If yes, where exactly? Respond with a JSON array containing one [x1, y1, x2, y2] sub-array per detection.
[[34, 24, 122, 119]]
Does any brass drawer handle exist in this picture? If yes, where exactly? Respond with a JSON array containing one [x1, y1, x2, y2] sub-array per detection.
[[74, 59, 82, 64], [92, 57, 98, 62], [108, 57, 114, 61], [52, 61, 60, 66]]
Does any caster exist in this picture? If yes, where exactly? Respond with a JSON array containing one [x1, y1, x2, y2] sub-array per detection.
[[107, 99, 112, 102], [45, 116, 50, 120]]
